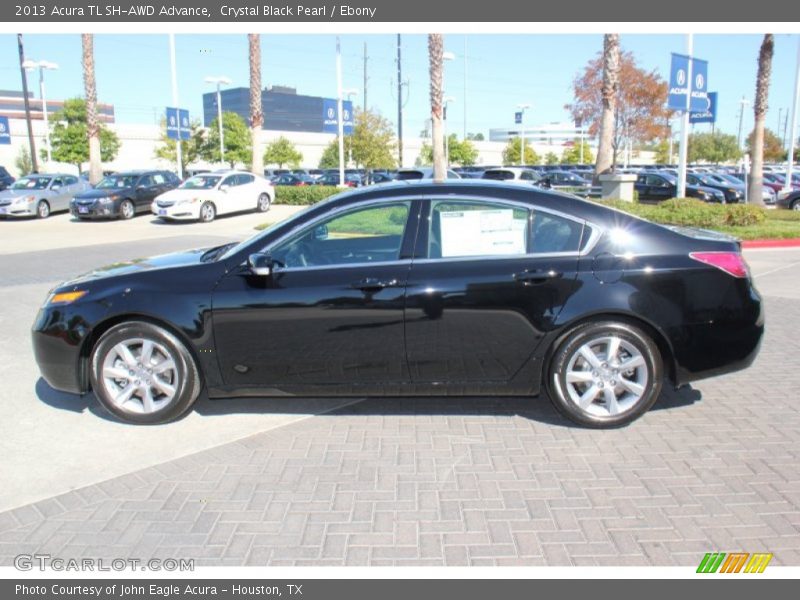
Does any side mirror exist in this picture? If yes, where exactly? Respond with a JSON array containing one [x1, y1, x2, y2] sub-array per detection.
[[248, 253, 272, 277], [313, 224, 329, 241]]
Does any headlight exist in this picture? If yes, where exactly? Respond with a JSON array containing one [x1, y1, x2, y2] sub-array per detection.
[[778, 190, 790, 200], [697, 191, 708, 199], [47, 290, 88, 305], [14, 195, 35, 204], [98, 195, 116, 204], [177, 198, 201, 205]]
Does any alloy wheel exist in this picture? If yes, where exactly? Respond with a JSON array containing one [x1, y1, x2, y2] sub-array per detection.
[[563, 335, 649, 418], [100, 337, 179, 415], [37, 201, 50, 218]]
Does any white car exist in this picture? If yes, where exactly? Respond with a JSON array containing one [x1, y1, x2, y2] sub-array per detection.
[[152, 171, 274, 223]]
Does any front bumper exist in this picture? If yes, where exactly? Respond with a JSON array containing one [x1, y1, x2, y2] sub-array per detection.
[[71, 201, 120, 219], [153, 203, 200, 220], [0, 202, 37, 217]]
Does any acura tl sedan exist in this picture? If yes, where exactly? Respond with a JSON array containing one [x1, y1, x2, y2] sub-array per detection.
[[32, 181, 764, 427], [0, 174, 89, 218]]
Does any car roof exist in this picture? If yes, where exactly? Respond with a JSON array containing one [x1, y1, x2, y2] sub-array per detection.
[[20, 173, 76, 178]]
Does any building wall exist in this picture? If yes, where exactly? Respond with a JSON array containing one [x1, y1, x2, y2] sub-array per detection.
[[0, 117, 655, 178]]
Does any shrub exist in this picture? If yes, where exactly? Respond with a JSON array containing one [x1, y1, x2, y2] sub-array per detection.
[[275, 186, 342, 205], [722, 204, 766, 226]]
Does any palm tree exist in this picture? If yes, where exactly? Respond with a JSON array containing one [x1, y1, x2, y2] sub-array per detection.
[[594, 34, 620, 185], [428, 34, 445, 182], [81, 34, 101, 185], [248, 33, 264, 176], [748, 34, 774, 206]]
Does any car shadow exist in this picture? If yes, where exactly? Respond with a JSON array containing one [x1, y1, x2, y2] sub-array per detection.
[[36, 377, 703, 429]]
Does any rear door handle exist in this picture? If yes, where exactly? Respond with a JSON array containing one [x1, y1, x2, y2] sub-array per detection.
[[351, 278, 399, 291], [513, 269, 562, 285]]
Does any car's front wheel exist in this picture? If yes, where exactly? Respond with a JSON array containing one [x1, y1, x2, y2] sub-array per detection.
[[199, 202, 216, 223], [89, 321, 202, 424], [37, 200, 50, 219], [119, 199, 135, 220], [548, 321, 663, 428]]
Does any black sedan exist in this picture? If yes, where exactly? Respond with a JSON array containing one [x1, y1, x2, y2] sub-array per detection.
[[71, 170, 181, 219], [33, 181, 763, 427], [636, 172, 726, 203]]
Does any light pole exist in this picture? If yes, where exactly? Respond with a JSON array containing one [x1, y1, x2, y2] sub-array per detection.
[[168, 34, 182, 178], [737, 96, 750, 150], [516, 103, 531, 166], [205, 76, 231, 165], [444, 96, 456, 166], [785, 36, 800, 193], [22, 59, 58, 164], [676, 33, 693, 199], [344, 88, 358, 170]]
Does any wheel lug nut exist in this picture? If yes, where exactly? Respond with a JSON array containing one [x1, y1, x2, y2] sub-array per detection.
[[598, 382, 604, 388], [610, 380, 616, 386]]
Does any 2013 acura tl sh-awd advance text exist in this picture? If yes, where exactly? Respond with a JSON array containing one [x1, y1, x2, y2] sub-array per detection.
[[32, 180, 764, 427]]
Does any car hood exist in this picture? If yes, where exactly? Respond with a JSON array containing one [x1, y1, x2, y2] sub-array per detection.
[[61, 247, 213, 286], [156, 188, 217, 201], [75, 187, 131, 199]]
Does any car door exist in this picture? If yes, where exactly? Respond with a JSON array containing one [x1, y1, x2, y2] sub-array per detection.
[[235, 173, 257, 212], [403, 197, 583, 384], [48, 176, 69, 212], [645, 174, 673, 203], [218, 174, 239, 215], [210, 200, 420, 388], [134, 175, 156, 210]]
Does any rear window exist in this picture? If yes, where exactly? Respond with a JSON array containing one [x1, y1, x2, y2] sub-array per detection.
[[396, 170, 423, 180], [482, 170, 514, 181]]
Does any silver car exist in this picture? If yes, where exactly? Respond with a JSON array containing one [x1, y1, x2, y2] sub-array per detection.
[[0, 173, 90, 219]]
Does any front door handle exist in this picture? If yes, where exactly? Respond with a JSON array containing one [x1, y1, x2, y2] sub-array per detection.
[[513, 269, 562, 285], [351, 278, 399, 291]]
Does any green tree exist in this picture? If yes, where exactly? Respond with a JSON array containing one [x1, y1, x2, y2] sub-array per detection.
[[544, 152, 560, 165], [466, 132, 484, 141], [689, 131, 743, 164], [203, 111, 252, 168], [263, 136, 303, 168], [418, 135, 478, 166], [15, 147, 32, 176], [561, 140, 595, 164], [746, 128, 785, 163], [154, 118, 206, 177], [48, 97, 120, 174], [319, 136, 353, 169], [350, 109, 397, 171], [502, 137, 539, 165], [653, 139, 671, 164]]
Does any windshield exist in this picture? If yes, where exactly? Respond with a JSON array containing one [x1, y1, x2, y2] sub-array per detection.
[[96, 175, 139, 189], [180, 175, 221, 190], [11, 176, 51, 190]]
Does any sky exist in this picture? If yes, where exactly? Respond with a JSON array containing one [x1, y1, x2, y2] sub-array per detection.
[[1, 33, 798, 143]]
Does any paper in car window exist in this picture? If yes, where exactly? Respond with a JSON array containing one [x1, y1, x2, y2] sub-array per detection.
[[439, 209, 526, 257]]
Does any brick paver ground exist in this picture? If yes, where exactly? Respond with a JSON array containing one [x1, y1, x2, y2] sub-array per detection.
[[1, 295, 798, 567]]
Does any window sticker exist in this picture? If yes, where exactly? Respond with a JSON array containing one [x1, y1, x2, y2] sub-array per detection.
[[439, 209, 527, 257]]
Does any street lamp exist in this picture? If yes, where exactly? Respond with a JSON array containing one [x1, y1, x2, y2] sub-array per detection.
[[444, 96, 456, 166], [204, 76, 231, 165], [343, 89, 358, 169], [22, 59, 58, 164], [516, 103, 531, 166]]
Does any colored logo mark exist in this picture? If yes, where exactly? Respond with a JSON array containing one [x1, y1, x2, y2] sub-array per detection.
[[696, 552, 773, 573]]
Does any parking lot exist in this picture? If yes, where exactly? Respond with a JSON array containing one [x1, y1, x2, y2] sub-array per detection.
[[0, 209, 798, 566]]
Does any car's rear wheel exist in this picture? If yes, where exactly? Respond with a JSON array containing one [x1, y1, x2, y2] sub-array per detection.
[[120, 199, 135, 220], [199, 202, 216, 223], [548, 321, 663, 428], [89, 321, 202, 424], [256, 193, 271, 212], [37, 200, 50, 219]]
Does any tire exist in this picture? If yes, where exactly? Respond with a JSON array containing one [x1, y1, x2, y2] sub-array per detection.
[[119, 199, 135, 220], [37, 200, 50, 219], [199, 202, 216, 223], [792, 199, 800, 211], [547, 321, 663, 428], [256, 192, 271, 213], [89, 321, 202, 424]]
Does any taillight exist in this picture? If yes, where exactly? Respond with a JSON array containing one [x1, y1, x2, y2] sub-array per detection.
[[689, 251, 749, 278]]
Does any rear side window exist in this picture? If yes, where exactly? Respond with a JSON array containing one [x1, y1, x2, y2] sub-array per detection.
[[238, 174, 255, 185], [396, 170, 422, 180], [428, 200, 529, 259], [153, 173, 166, 185], [482, 170, 513, 181], [530, 211, 584, 254]]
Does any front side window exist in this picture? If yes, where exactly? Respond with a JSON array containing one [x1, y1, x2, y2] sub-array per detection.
[[428, 200, 529, 259], [270, 202, 411, 269]]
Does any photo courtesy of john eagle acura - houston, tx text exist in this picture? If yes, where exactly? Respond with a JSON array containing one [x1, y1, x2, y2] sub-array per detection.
[[32, 180, 764, 427]]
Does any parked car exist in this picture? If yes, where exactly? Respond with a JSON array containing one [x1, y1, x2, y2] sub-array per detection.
[[315, 172, 363, 187], [152, 171, 274, 223], [711, 172, 776, 205], [32, 180, 763, 427], [370, 171, 397, 185], [71, 170, 181, 220], [635, 172, 725, 203], [0, 166, 15, 191], [686, 173, 744, 203], [542, 170, 591, 188], [776, 188, 800, 210], [264, 169, 290, 180], [0, 173, 89, 218], [481, 167, 542, 183], [396, 167, 461, 180], [272, 173, 316, 186]]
